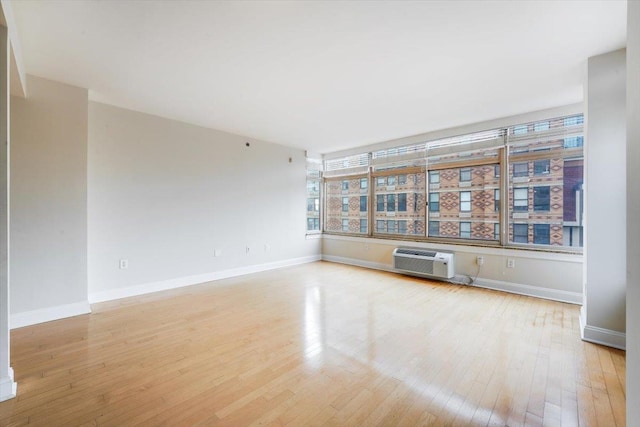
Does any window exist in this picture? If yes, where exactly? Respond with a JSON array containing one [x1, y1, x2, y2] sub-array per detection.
[[533, 224, 550, 244], [513, 125, 528, 135], [513, 224, 528, 243], [564, 136, 584, 148], [514, 188, 528, 211], [513, 162, 528, 177], [429, 221, 439, 236], [307, 218, 319, 231], [387, 194, 396, 211], [429, 171, 440, 185], [534, 121, 549, 132], [398, 193, 407, 211], [460, 222, 471, 239], [429, 193, 440, 212], [360, 196, 367, 212], [460, 191, 471, 212], [306, 166, 321, 233], [534, 160, 550, 175], [533, 186, 550, 211], [342, 219, 349, 232], [323, 113, 583, 249], [564, 116, 583, 127]]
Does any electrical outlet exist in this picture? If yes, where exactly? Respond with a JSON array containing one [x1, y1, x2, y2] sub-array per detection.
[[507, 258, 515, 268], [119, 259, 128, 269], [476, 256, 484, 266]]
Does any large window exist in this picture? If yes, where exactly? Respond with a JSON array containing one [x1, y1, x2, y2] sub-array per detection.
[[373, 171, 426, 236], [306, 160, 321, 233], [321, 113, 583, 250]]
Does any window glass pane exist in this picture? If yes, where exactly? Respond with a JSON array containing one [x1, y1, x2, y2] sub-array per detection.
[[533, 224, 550, 244], [360, 219, 367, 234], [429, 171, 440, 184], [376, 177, 386, 186], [388, 176, 396, 186], [513, 188, 528, 211], [533, 186, 550, 211], [534, 159, 550, 175], [429, 192, 440, 212], [534, 121, 550, 132], [360, 195, 367, 212], [460, 222, 471, 238], [374, 171, 426, 236], [508, 114, 584, 247], [306, 173, 321, 233], [460, 168, 472, 182], [426, 164, 499, 241], [386, 194, 396, 211], [494, 223, 500, 241], [513, 162, 528, 177], [324, 178, 366, 234], [494, 189, 500, 212], [428, 221, 439, 236], [342, 180, 349, 190], [460, 191, 471, 212], [398, 193, 407, 211], [513, 125, 528, 135], [513, 224, 528, 243], [360, 178, 368, 189]]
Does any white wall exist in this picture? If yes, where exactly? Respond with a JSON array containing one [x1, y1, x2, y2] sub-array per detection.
[[627, 0, 640, 421], [582, 49, 626, 349], [323, 235, 583, 304], [88, 102, 320, 301], [10, 75, 89, 326]]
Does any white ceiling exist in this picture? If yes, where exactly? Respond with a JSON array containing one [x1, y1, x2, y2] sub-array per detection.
[[11, 0, 626, 154]]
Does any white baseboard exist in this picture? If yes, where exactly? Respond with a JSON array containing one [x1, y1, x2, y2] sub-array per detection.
[[0, 367, 16, 402], [579, 307, 626, 350], [471, 277, 583, 305], [89, 255, 322, 304], [10, 301, 91, 330], [321, 255, 395, 274], [322, 255, 583, 305]]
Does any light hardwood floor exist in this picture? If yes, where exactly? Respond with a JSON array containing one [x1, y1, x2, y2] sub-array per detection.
[[0, 261, 625, 426]]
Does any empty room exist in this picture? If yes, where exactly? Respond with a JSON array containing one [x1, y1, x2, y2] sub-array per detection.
[[0, 1, 638, 426]]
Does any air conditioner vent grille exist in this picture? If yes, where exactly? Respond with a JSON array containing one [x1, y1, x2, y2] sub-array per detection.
[[395, 248, 437, 257]]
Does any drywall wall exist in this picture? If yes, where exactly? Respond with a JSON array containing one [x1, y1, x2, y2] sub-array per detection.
[[627, 0, 640, 421], [582, 49, 626, 349], [10, 75, 89, 324], [323, 235, 583, 304], [88, 102, 320, 300], [0, 25, 16, 402]]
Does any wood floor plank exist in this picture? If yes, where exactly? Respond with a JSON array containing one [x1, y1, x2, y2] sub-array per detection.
[[0, 261, 625, 426]]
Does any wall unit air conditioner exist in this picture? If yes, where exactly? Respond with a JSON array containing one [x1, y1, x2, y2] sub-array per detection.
[[392, 247, 455, 280]]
